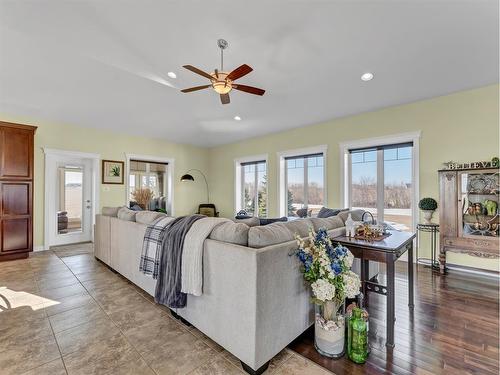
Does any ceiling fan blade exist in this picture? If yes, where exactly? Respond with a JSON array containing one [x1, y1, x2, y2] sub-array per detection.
[[226, 64, 253, 81], [215, 69, 219, 78], [182, 65, 215, 80], [181, 85, 211, 93], [220, 93, 230, 104], [233, 84, 265, 96]]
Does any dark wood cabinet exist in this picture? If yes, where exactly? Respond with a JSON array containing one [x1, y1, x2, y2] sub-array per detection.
[[438, 168, 499, 273], [0, 121, 36, 261]]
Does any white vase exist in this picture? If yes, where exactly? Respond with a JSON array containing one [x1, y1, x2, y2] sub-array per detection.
[[423, 210, 434, 224], [314, 301, 345, 358]]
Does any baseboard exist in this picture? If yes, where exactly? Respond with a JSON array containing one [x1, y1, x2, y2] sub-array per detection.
[[414, 259, 499, 279], [34, 245, 48, 252]]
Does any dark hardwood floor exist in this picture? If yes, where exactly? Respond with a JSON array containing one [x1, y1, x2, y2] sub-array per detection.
[[289, 262, 499, 375]]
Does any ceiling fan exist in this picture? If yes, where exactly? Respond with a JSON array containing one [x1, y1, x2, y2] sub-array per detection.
[[181, 39, 265, 105]]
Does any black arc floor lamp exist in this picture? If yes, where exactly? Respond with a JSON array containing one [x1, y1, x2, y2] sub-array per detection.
[[180, 169, 210, 203]]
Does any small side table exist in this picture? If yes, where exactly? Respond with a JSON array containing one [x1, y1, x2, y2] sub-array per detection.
[[416, 223, 440, 271]]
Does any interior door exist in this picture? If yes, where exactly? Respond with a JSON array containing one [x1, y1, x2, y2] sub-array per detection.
[[47, 156, 93, 246]]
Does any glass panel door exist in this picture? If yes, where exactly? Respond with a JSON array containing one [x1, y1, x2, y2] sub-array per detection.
[[349, 144, 414, 231], [459, 170, 499, 238], [351, 149, 378, 222], [58, 167, 83, 234]]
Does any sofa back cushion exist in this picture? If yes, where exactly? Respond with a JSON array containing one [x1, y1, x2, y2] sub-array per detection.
[[209, 221, 249, 246], [135, 211, 167, 225], [284, 218, 312, 237], [310, 216, 344, 232], [234, 216, 260, 227], [248, 223, 294, 248], [102, 206, 121, 217], [317, 207, 348, 218], [117, 207, 137, 221], [338, 209, 366, 223]]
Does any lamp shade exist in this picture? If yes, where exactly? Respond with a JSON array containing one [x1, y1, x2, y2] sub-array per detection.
[[180, 173, 194, 182]]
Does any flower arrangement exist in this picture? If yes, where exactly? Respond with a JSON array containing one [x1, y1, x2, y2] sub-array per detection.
[[132, 187, 154, 209], [296, 228, 360, 306], [295, 228, 361, 357]]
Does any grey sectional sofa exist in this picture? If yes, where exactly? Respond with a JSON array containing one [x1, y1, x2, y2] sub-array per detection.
[[94, 209, 375, 375]]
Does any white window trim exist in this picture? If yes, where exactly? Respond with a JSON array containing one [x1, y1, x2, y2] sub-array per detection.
[[234, 154, 268, 217], [277, 145, 328, 217], [125, 153, 175, 216], [339, 131, 421, 230]]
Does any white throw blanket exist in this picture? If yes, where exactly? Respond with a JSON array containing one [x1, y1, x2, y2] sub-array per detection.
[[181, 217, 230, 296]]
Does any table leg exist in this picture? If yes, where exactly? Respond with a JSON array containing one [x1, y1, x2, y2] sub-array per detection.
[[408, 243, 414, 309], [361, 259, 369, 302], [386, 260, 395, 348]]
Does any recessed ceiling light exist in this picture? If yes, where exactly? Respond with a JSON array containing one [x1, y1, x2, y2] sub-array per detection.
[[167, 72, 177, 79], [234, 116, 241, 121], [361, 72, 374, 81]]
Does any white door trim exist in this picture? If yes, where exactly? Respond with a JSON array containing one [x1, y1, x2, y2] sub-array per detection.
[[43, 148, 100, 250], [339, 131, 421, 230], [125, 153, 175, 216]]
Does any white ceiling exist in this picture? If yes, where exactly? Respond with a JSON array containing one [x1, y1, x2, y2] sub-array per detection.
[[0, 0, 498, 147]]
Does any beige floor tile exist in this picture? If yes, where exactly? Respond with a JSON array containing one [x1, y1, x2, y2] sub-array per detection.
[[188, 327, 225, 352], [102, 357, 154, 375], [143, 332, 216, 375], [74, 268, 115, 282], [35, 268, 75, 283], [55, 317, 121, 355], [0, 316, 53, 352], [271, 353, 333, 375], [108, 300, 169, 332], [124, 315, 187, 355], [37, 274, 80, 291], [0, 303, 47, 329], [0, 333, 61, 375], [0, 278, 39, 293], [92, 285, 145, 314], [62, 334, 141, 375], [49, 300, 105, 333], [191, 354, 243, 375], [21, 358, 67, 375], [43, 291, 93, 316], [81, 273, 129, 293], [39, 283, 88, 300]]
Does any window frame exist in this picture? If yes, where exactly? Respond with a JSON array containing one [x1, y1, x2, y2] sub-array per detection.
[[277, 145, 327, 217], [234, 154, 268, 217]]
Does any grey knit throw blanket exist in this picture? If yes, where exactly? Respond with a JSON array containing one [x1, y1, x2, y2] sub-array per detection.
[[154, 215, 204, 308]]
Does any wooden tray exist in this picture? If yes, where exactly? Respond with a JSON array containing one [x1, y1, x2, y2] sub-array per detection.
[[354, 232, 392, 242]]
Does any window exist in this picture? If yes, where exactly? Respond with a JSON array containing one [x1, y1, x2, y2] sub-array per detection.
[[347, 141, 415, 231], [128, 160, 168, 211], [283, 151, 325, 217], [236, 159, 267, 217]]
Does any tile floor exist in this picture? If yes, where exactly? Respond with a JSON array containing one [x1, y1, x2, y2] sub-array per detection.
[[0, 243, 333, 375]]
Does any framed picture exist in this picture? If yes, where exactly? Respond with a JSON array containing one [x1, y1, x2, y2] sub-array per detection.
[[102, 160, 124, 184]]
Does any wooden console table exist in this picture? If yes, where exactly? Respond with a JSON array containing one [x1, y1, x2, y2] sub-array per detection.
[[332, 231, 415, 348]]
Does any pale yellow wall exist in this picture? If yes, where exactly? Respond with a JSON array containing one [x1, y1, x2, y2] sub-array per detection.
[[0, 115, 210, 249], [208, 85, 500, 271]]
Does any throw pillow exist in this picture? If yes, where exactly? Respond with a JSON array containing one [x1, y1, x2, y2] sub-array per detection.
[[259, 217, 288, 226], [317, 207, 348, 218], [117, 207, 137, 222]]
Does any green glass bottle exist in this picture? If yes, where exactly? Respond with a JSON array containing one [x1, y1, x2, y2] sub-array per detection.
[[347, 307, 368, 364]]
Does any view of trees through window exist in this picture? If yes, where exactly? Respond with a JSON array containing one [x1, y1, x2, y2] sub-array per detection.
[[242, 161, 267, 217], [286, 154, 324, 217]]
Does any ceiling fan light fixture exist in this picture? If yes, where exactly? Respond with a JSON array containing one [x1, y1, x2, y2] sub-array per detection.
[[167, 71, 177, 79], [361, 72, 374, 81]]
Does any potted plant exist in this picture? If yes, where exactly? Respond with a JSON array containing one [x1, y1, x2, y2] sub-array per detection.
[[419, 197, 438, 224], [295, 228, 361, 358]]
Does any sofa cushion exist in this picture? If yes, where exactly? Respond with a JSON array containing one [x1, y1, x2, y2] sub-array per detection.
[[102, 206, 121, 217], [248, 223, 294, 248], [310, 216, 344, 231], [135, 211, 167, 225], [117, 207, 137, 221], [284, 219, 312, 237], [209, 221, 249, 246], [317, 207, 348, 218], [234, 217, 260, 227], [338, 209, 366, 223]]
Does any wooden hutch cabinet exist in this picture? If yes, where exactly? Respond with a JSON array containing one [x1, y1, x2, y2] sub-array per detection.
[[0, 121, 36, 261], [438, 167, 499, 273]]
